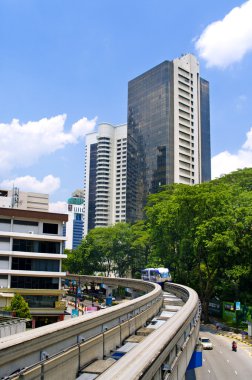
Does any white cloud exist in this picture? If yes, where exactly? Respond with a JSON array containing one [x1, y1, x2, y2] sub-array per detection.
[[211, 127, 252, 178], [71, 117, 97, 138], [195, 0, 252, 68], [49, 201, 68, 214], [0, 175, 60, 194], [0, 114, 97, 175], [235, 95, 247, 111], [242, 128, 252, 149]]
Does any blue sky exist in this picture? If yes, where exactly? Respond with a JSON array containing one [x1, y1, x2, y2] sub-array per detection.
[[1, 0, 252, 210]]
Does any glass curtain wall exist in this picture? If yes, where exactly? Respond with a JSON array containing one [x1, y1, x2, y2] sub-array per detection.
[[126, 61, 174, 222]]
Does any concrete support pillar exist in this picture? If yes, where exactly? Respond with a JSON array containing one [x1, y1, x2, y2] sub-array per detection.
[[126, 287, 137, 299], [105, 287, 113, 298], [100, 284, 117, 297]]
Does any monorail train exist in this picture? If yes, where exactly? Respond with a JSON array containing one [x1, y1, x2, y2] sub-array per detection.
[[141, 267, 172, 285]]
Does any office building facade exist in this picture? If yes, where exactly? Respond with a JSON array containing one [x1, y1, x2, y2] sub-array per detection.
[[84, 123, 127, 235], [0, 189, 68, 327], [65, 190, 85, 250], [126, 53, 211, 222]]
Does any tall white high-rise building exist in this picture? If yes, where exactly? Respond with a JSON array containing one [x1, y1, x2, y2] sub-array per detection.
[[172, 54, 202, 184], [84, 123, 127, 235]]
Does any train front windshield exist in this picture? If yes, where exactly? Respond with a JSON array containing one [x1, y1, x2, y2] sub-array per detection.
[[159, 270, 169, 278], [157, 268, 172, 282]]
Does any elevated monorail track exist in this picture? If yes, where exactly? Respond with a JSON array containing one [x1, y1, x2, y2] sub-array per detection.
[[0, 277, 200, 380]]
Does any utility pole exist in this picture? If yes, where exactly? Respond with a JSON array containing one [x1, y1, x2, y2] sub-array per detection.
[[75, 276, 81, 310]]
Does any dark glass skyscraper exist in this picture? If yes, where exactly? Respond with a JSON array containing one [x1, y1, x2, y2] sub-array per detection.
[[126, 54, 211, 223], [200, 78, 211, 182]]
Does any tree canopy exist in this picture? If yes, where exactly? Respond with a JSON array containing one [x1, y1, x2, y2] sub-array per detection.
[[5, 294, 31, 319], [63, 222, 150, 277], [145, 168, 252, 320]]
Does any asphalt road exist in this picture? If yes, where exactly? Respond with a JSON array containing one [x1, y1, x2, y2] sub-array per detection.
[[186, 327, 252, 380]]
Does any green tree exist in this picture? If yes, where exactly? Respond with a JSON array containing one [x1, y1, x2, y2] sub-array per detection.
[[5, 294, 31, 319], [63, 222, 149, 278], [63, 238, 100, 275], [85, 226, 117, 276], [130, 221, 151, 277], [146, 184, 197, 283], [217, 169, 252, 304], [145, 169, 252, 321]]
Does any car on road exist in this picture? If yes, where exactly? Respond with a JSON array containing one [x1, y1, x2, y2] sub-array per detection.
[[199, 337, 213, 350]]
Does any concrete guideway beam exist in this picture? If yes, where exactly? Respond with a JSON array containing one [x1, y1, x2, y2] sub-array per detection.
[[98, 283, 200, 380], [0, 278, 200, 380], [0, 276, 162, 379]]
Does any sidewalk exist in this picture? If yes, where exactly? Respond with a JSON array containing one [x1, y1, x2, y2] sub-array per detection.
[[202, 322, 252, 347], [217, 330, 252, 347], [64, 298, 104, 320]]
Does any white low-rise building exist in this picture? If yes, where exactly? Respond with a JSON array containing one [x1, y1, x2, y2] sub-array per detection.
[[0, 189, 68, 327]]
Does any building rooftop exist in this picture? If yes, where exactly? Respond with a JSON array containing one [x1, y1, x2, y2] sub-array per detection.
[[0, 207, 68, 222], [67, 197, 84, 205]]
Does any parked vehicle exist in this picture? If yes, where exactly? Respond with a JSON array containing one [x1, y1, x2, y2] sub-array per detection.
[[199, 337, 213, 350], [141, 268, 172, 285]]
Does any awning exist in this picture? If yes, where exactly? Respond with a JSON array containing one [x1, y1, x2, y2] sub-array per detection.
[[30, 308, 65, 316]]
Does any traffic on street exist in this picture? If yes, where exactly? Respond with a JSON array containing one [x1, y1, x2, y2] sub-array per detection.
[[186, 326, 252, 380]]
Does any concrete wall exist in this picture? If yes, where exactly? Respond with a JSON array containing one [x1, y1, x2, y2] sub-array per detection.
[[0, 320, 26, 338], [0, 277, 162, 379], [0, 279, 199, 380]]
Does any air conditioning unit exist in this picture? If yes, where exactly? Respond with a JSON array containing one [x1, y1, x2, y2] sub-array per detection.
[[28, 231, 34, 234]]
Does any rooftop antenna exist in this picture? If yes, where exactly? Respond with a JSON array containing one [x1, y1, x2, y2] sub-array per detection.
[[11, 185, 19, 208]]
